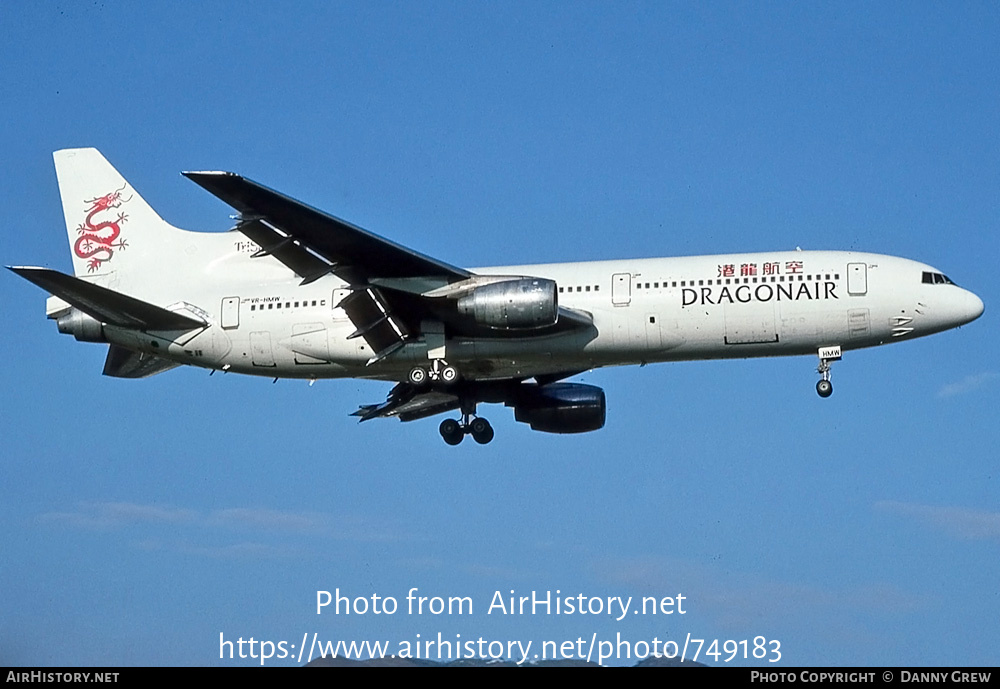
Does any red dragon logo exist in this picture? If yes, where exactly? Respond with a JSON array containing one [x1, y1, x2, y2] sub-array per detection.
[[74, 186, 132, 272]]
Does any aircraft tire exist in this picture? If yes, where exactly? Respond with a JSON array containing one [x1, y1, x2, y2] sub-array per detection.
[[816, 380, 833, 398], [440, 418, 464, 445], [408, 366, 428, 386], [470, 417, 494, 445], [440, 365, 460, 384]]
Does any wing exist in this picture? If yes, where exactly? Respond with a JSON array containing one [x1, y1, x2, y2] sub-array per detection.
[[351, 383, 461, 423], [184, 170, 596, 362], [103, 344, 181, 378], [182, 171, 470, 286], [352, 369, 590, 424]]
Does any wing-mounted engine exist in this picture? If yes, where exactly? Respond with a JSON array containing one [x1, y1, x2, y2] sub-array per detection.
[[456, 278, 558, 330], [510, 382, 606, 434]]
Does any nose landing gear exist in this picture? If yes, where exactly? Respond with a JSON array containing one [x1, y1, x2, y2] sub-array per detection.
[[815, 345, 841, 398]]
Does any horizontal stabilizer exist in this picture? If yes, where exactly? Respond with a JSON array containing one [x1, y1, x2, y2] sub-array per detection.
[[103, 344, 180, 378], [8, 267, 204, 331]]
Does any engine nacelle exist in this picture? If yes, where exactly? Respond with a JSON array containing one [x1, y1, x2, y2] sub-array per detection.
[[56, 308, 106, 343], [456, 278, 558, 330], [513, 382, 606, 434]]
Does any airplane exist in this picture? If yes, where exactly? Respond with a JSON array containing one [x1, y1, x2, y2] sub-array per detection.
[[10, 149, 985, 446]]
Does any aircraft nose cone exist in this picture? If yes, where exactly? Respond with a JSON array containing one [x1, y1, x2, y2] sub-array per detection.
[[936, 288, 984, 331], [965, 290, 985, 323]]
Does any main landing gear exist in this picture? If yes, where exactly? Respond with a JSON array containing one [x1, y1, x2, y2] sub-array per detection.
[[815, 345, 842, 398], [407, 363, 492, 445], [408, 359, 459, 386], [439, 413, 494, 446]]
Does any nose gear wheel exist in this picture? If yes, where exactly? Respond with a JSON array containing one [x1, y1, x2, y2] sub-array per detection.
[[815, 346, 841, 398]]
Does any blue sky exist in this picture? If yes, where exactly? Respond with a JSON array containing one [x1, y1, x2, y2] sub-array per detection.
[[1, 2, 997, 666]]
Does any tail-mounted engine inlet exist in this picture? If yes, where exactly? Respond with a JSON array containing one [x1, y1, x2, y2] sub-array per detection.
[[56, 308, 106, 342]]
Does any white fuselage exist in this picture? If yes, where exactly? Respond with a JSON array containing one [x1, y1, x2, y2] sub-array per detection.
[[97, 249, 984, 383]]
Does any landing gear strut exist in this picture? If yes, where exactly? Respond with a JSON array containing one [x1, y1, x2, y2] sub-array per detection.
[[815, 345, 841, 398], [438, 402, 494, 446]]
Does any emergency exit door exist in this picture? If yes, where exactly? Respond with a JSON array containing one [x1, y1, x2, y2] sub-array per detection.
[[221, 296, 240, 329], [612, 273, 631, 306], [847, 263, 867, 296]]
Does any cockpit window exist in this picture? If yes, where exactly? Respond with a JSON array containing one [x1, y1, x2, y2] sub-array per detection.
[[922, 271, 955, 285]]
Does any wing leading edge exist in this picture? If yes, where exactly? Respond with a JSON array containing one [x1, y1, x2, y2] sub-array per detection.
[[182, 171, 471, 285]]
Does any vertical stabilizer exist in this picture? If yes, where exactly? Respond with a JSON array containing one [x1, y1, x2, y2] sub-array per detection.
[[54, 148, 178, 277]]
